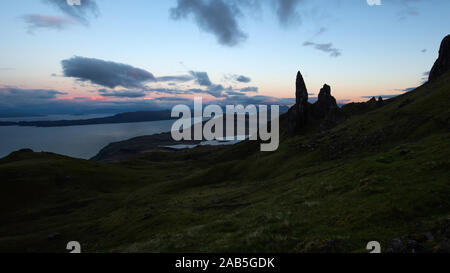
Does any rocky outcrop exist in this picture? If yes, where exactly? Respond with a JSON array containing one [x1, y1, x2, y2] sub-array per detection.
[[312, 84, 338, 118], [288, 71, 342, 133], [429, 34, 450, 82], [288, 71, 309, 133]]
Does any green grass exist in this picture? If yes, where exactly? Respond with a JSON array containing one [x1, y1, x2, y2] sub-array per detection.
[[0, 72, 449, 253]]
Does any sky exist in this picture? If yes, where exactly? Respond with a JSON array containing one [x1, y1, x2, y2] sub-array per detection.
[[0, 0, 449, 116]]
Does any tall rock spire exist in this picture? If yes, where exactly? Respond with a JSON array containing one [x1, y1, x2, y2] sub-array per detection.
[[429, 34, 450, 82], [296, 71, 308, 106], [288, 71, 309, 133]]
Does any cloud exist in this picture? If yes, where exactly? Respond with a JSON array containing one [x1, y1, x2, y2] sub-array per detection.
[[236, 75, 251, 83], [153, 97, 193, 103], [43, 0, 99, 25], [170, 0, 247, 46], [99, 91, 147, 98], [239, 86, 258, 92], [22, 14, 76, 33], [156, 75, 194, 82], [189, 71, 212, 86], [206, 84, 225, 97], [272, 0, 303, 26], [224, 74, 252, 83], [303, 41, 342, 57], [62, 56, 156, 89], [0, 86, 67, 110]]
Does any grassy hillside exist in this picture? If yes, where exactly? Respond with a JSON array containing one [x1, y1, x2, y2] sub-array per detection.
[[0, 72, 449, 253]]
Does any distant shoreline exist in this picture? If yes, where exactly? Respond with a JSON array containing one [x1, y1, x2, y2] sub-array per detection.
[[0, 110, 174, 128]]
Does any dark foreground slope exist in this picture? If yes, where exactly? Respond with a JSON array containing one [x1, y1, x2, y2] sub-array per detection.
[[0, 72, 449, 253]]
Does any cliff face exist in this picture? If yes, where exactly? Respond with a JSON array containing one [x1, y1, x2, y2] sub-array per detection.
[[287, 71, 341, 133], [429, 34, 450, 82]]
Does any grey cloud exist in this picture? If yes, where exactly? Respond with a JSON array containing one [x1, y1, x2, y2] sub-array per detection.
[[206, 84, 225, 97], [273, 0, 303, 26], [62, 56, 156, 89], [43, 0, 99, 25], [22, 14, 75, 33], [170, 0, 247, 46], [236, 75, 251, 83], [156, 75, 194, 82], [303, 41, 342, 57], [225, 90, 243, 96], [239, 86, 258, 92], [189, 71, 212, 86], [0, 87, 67, 109], [224, 74, 252, 83], [99, 91, 147, 98], [153, 97, 193, 102]]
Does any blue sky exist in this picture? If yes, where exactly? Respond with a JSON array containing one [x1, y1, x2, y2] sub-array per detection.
[[0, 0, 449, 115]]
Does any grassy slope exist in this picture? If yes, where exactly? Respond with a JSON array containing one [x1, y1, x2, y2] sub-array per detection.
[[0, 72, 449, 253]]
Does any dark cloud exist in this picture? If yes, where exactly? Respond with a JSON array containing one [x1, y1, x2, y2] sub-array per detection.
[[153, 97, 193, 102], [0, 87, 67, 112], [206, 84, 225, 97], [189, 71, 212, 86], [43, 0, 99, 25], [22, 14, 75, 33], [272, 0, 303, 26], [303, 41, 342, 57], [224, 74, 252, 83], [0, 86, 179, 116], [236, 75, 251, 83], [2, 87, 67, 99], [170, 0, 247, 46], [62, 56, 156, 89], [99, 91, 147, 98], [224, 89, 243, 96], [239, 86, 258, 92], [156, 75, 194, 82]]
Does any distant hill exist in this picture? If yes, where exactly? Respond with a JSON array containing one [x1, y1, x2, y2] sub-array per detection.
[[0, 110, 174, 127]]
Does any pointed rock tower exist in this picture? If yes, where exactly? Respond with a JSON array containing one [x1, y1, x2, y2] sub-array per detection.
[[288, 71, 309, 133]]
